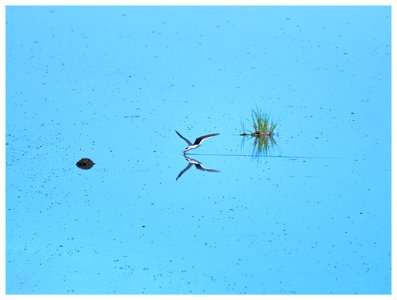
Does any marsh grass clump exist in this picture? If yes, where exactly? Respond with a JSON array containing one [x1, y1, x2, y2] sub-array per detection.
[[240, 108, 277, 138], [240, 108, 278, 156], [251, 133, 277, 155]]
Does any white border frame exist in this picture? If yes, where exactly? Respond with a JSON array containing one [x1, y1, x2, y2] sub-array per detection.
[[1, 1, 394, 299]]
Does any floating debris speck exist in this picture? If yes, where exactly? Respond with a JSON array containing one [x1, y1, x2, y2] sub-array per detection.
[[76, 158, 95, 170]]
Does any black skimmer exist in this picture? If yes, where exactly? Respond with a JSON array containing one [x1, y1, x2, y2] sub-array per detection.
[[176, 155, 220, 181], [175, 130, 219, 153]]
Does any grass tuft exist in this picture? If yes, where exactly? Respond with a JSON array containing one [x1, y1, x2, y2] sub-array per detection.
[[240, 108, 278, 156], [241, 108, 277, 137]]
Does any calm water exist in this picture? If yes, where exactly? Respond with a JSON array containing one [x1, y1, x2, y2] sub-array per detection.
[[6, 6, 391, 294]]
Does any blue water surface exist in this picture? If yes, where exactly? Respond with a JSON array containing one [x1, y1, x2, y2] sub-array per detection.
[[6, 6, 391, 294]]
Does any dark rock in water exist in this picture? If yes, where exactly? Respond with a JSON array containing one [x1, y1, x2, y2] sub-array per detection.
[[76, 158, 95, 170]]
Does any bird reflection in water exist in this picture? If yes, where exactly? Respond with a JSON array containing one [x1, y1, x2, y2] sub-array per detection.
[[176, 155, 220, 181]]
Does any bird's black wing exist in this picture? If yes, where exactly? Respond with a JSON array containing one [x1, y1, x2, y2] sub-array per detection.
[[194, 133, 220, 145], [175, 130, 192, 146], [176, 163, 193, 181], [194, 164, 220, 173]]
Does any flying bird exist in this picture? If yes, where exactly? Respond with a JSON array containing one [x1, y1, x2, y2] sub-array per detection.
[[176, 155, 220, 181], [175, 130, 219, 153]]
